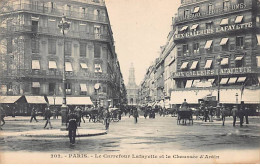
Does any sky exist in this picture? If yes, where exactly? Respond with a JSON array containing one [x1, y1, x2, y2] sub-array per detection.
[[105, 0, 180, 85]]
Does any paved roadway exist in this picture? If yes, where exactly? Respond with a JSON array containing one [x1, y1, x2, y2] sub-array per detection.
[[0, 114, 259, 163]]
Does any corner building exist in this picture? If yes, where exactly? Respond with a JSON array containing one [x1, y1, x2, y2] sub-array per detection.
[[0, 0, 125, 108], [171, 0, 260, 105]]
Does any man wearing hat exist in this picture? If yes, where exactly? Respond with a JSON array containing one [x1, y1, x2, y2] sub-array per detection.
[[67, 109, 79, 144]]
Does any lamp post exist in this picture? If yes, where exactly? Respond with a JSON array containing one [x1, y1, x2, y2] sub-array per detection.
[[216, 55, 222, 118], [58, 15, 70, 126], [94, 83, 100, 108], [236, 93, 238, 105]]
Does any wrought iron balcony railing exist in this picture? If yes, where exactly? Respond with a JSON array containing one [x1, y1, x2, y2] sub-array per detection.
[[0, 25, 110, 41], [0, 3, 107, 23]]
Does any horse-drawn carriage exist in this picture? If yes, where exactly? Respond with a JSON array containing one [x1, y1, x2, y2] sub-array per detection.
[[109, 108, 121, 122], [177, 108, 193, 125]]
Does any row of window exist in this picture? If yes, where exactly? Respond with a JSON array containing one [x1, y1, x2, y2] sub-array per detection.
[[181, 36, 250, 55], [31, 60, 102, 73], [30, 38, 104, 58], [180, 15, 245, 32], [180, 57, 245, 71], [182, 0, 245, 18]]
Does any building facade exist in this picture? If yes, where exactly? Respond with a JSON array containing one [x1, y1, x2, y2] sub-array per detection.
[[126, 63, 139, 105], [0, 0, 126, 107], [170, 0, 260, 105]]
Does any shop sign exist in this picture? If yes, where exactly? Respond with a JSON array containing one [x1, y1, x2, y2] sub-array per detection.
[[176, 3, 247, 22], [174, 22, 252, 39], [172, 66, 251, 78]]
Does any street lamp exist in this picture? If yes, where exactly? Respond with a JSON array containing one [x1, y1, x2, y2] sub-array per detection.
[[94, 83, 100, 108], [58, 15, 70, 126], [216, 55, 222, 118], [236, 93, 238, 105]]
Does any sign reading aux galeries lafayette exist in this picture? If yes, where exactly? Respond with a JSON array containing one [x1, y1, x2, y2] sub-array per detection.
[[172, 66, 252, 78], [174, 22, 253, 39]]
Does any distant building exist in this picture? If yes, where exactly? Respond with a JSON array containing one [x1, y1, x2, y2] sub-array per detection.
[[126, 63, 139, 105]]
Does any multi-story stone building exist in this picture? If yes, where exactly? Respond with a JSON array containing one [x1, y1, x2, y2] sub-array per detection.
[[170, 0, 260, 105], [0, 0, 126, 108]]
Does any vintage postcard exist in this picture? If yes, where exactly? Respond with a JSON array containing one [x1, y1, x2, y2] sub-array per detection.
[[0, 0, 259, 164]]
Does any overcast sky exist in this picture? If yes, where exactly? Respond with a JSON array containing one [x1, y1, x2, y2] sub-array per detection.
[[105, 0, 180, 85]]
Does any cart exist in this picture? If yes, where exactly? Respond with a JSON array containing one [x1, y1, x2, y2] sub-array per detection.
[[177, 108, 193, 125]]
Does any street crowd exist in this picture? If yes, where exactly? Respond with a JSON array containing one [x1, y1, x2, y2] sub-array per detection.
[[0, 99, 257, 144]]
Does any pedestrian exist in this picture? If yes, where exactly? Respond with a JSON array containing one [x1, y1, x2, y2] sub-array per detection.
[[0, 105, 6, 130], [181, 99, 189, 109], [231, 105, 238, 127], [66, 109, 79, 145], [44, 106, 53, 129], [220, 104, 226, 126], [30, 106, 39, 123], [244, 106, 250, 124], [133, 107, 139, 124], [209, 106, 214, 122], [104, 108, 111, 130], [74, 106, 82, 127], [239, 102, 245, 127]]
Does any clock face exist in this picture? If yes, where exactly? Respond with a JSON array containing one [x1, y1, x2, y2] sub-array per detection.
[[94, 83, 100, 90]]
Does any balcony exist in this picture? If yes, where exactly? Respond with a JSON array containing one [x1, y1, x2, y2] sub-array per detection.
[[0, 25, 110, 42], [0, 3, 107, 23], [175, 2, 252, 24]]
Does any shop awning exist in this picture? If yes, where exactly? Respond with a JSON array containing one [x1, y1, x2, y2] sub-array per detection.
[[190, 61, 198, 70], [170, 90, 214, 104], [47, 96, 63, 105], [185, 80, 193, 88], [208, 78, 215, 83], [48, 61, 57, 69], [180, 62, 188, 70], [194, 81, 212, 88], [193, 80, 200, 87], [32, 82, 40, 88], [65, 62, 73, 72], [220, 18, 229, 26], [80, 63, 88, 69], [257, 56, 260, 67], [32, 60, 40, 70], [191, 24, 199, 30], [235, 56, 243, 61], [80, 84, 87, 92], [219, 89, 241, 104], [241, 89, 260, 104], [193, 7, 200, 13], [257, 35, 260, 45], [228, 77, 237, 84], [25, 96, 47, 104], [220, 78, 229, 85], [220, 38, 229, 46], [235, 15, 243, 24], [66, 97, 93, 105], [204, 40, 213, 49], [237, 77, 246, 83], [0, 96, 21, 104], [204, 60, 213, 69], [221, 58, 229, 65], [181, 26, 188, 31]]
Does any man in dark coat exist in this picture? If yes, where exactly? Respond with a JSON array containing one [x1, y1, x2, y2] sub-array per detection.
[[30, 106, 39, 123], [104, 108, 111, 130], [0, 105, 6, 130], [67, 109, 79, 144], [44, 106, 52, 129], [133, 108, 139, 124], [232, 105, 238, 127]]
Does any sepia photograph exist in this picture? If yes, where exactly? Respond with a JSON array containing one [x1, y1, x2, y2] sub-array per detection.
[[0, 0, 259, 164]]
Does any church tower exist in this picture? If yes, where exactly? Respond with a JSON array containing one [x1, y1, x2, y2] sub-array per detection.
[[126, 63, 139, 105]]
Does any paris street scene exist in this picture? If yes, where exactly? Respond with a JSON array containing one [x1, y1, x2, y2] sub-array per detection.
[[0, 0, 260, 164]]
